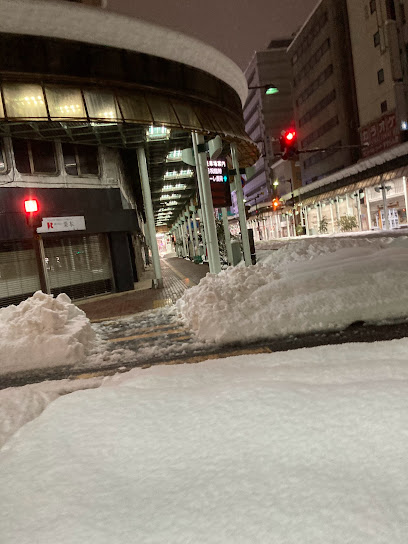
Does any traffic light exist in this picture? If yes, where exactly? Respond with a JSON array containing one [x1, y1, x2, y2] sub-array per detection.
[[24, 198, 42, 229], [280, 129, 298, 160], [272, 197, 280, 210]]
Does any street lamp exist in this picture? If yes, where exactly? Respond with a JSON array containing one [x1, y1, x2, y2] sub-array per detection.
[[248, 84, 279, 95]]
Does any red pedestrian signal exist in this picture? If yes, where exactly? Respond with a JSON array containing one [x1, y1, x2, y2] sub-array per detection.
[[24, 199, 38, 213], [280, 129, 298, 160], [24, 198, 42, 229]]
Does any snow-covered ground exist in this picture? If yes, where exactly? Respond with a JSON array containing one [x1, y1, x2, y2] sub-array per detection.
[[1, 233, 408, 377], [177, 234, 408, 343], [1, 339, 408, 543], [0, 376, 103, 449]]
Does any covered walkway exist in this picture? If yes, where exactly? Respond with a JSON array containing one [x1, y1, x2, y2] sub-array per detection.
[[77, 256, 209, 322]]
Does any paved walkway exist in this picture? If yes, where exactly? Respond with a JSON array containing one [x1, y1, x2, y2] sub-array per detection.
[[77, 256, 209, 322]]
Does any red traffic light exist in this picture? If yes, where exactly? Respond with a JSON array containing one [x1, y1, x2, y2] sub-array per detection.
[[24, 198, 42, 230], [24, 199, 39, 213], [280, 128, 298, 160]]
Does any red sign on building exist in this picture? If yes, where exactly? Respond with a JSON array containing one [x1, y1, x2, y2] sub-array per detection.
[[360, 111, 401, 158]]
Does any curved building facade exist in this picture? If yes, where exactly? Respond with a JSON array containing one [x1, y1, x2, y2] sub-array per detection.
[[0, 0, 257, 305]]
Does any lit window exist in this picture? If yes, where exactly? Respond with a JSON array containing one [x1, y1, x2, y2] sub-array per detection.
[[2, 83, 47, 119], [163, 169, 193, 180], [45, 87, 86, 119], [160, 194, 182, 200], [166, 149, 183, 162], [146, 126, 171, 141], [161, 184, 188, 192]]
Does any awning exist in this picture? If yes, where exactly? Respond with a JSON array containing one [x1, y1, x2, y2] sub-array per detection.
[[0, 81, 259, 167]]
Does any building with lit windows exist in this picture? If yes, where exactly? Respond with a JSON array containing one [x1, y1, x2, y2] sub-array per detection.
[[274, 0, 408, 237], [0, 0, 257, 306], [287, 0, 360, 186], [243, 39, 294, 207]]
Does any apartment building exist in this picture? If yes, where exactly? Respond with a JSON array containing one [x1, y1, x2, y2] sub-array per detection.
[[287, 0, 360, 185], [243, 40, 293, 207]]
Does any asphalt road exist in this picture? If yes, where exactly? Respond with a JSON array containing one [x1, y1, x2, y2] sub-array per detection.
[[2, 314, 408, 390]]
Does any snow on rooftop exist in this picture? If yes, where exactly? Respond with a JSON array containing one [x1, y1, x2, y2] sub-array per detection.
[[0, 0, 248, 105]]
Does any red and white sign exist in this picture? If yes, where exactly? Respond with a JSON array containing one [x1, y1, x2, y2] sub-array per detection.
[[37, 216, 86, 233], [360, 111, 400, 158]]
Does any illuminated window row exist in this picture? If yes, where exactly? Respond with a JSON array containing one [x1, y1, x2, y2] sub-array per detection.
[[163, 169, 193, 180]]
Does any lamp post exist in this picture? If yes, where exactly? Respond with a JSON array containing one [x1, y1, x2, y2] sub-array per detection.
[[248, 84, 280, 95]]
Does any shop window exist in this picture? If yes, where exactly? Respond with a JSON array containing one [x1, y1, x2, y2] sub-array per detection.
[[374, 31, 380, 47], [381, 100, 388, 113], [370, 0, 376, 14], [13, 139, 57, 175], [377, 68, 385, 84], [62, 143, 99, 176]]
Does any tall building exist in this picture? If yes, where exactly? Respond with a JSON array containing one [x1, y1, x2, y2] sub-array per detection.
[[287, 0, 360, 185], [243, 40, 294, 207], [347, 0, 408, 157], [277, 0, 408, 237]]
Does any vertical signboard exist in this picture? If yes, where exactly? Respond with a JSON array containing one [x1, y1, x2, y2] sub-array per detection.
[[207, 159, 231, 208]]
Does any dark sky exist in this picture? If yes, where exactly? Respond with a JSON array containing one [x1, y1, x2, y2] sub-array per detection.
[[107, 0, 318, 70]]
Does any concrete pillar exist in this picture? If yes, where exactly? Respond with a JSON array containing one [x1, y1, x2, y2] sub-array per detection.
[[304, 207, 310, 236], [335, 197, 340, 229], [230, 142, 251, 266], [330, 200, 335, 233], [181, 218, 189, 257], [355, 194, 363, 231], [185, 206, 192, 258], [197, 208, 207, 258], [192, 207, 199, 256], [192, 132, 221, 274], [137, 145, 163, 288], [381, 182, 390, 230], [221, 207, 233, 265], [366, 196, 372, 230]]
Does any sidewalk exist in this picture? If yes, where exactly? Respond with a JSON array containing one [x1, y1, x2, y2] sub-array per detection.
[[76, 256, 209, 322]]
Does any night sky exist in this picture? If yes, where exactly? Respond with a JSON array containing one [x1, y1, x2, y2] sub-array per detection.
[[107, 0, 318, 70]]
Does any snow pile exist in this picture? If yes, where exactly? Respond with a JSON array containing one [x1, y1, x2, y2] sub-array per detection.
[[0, 291, 96, 374], [1, 339, 408, 543], [177, 243, 408, 343], [257, 233, 396, 271]]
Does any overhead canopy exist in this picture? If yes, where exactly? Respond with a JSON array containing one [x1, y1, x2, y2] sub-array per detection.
[[0, 24, 259, 227], [0, 81, 258, 226]]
